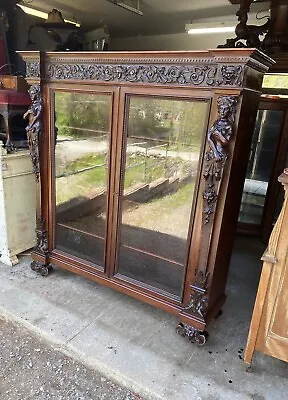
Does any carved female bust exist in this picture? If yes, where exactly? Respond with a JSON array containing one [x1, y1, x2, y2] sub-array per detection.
[[207, 96, 237, 162]]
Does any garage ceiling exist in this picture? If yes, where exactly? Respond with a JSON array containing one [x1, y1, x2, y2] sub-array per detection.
[[20, 0, 270, 36]]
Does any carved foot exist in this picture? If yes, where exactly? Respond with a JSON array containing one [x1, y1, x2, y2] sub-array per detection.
[[31, 261, 53, 277], [176, 322, 209, 346]]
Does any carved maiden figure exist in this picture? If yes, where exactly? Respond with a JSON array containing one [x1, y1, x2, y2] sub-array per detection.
[[207, 96, 237, 162], [23, 84, 42, 181], [24, 85, 42, 133]]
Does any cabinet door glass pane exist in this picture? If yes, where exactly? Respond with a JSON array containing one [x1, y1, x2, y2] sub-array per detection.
[[117, 96, 209, 297], [239, 109, 283, 226], [54, 91, 111, 267]]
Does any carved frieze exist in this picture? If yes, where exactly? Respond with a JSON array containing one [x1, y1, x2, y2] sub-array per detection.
[[203, 95, 238, 224], [20, 61, 244, 87], [46, 63, 219, 86], [23, 55, 245, 88], [23, 84, 43, 182]]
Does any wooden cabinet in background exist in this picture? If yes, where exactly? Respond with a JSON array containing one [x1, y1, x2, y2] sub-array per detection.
[[244, 170, 288, 367], [238, 98, 288, 242]]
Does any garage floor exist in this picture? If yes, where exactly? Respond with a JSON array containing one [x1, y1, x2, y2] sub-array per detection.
[[0, 236, 287, 400]]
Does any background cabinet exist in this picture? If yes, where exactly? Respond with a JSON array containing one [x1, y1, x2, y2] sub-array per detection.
[[238, 98, 288, 242], [0, 146, 36, 265]]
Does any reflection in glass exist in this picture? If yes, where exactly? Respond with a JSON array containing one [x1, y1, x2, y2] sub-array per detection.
[[117, 96, 209, 297], [54, 91, 111, 267], [239, 109, 283, 226]]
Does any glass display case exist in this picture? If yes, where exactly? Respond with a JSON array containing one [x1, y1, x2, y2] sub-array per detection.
[[19, 49, 272, 343], [238, 98, 288, 241]]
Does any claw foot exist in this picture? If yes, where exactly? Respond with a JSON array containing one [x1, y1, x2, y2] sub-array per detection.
[[176, 322, 209, 346], [31, 261, 53, 276]]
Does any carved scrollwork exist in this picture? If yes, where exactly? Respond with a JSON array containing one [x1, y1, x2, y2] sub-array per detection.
[[203, 95, 238, 224], [184, 270, 210, 318], [23, 84, 43, 182], [46, 63, 220, 86], [22, 59, 246, 88]]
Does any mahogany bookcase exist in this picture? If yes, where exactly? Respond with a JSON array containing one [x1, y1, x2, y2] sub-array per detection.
[[19, 49, 273, 344]]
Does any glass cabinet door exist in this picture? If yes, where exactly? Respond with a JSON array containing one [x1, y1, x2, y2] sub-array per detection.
[[115, 95, 210, 298], [53, 91, 112, 269]]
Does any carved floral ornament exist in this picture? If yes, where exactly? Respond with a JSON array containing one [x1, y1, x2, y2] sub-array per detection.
[[26, 62, 40, 78], [25, 60, 244, 87], [185, 270, 210, 319]]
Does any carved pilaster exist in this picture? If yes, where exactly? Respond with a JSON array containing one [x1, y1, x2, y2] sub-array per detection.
[[203, 95, 238, 224], [23, 84, 43, 182]]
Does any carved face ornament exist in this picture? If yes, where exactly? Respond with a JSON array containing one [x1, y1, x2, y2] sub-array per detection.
[[217, 96, 237, 122], [28, 85, 40, 102]]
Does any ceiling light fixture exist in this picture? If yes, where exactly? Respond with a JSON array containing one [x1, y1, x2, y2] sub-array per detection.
[[186, 26, 236, 35], [106, 0, 143, 16], [186, 13, 264, 36], [17, 4, 81, 27]]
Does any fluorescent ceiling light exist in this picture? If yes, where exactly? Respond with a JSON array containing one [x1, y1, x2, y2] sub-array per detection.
[[117, 2, 143, 15], [106, 0, 143, 16], [17, 4, 81, 27], [187, 26, 236, 34]]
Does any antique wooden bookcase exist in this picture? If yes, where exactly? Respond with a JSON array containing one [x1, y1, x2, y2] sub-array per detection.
[[20, 49, 272, 343]]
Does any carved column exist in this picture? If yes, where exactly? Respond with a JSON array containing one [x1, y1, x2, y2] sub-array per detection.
[[23, 82, 52, 276]]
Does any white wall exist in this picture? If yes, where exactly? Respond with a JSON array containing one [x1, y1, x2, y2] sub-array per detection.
[[110, 31, 231, 51]]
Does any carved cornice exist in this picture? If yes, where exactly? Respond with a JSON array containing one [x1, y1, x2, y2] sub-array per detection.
[[19, 48, 274, 89]]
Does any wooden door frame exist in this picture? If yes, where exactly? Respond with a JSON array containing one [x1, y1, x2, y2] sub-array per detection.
[[110, 86, 212, 303], [45, 83, 120, 276]]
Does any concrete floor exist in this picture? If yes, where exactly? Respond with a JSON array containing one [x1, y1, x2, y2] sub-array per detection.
[[0, 236, 287, 400]]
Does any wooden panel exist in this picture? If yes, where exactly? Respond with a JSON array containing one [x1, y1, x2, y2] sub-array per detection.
[[245, 170, 288, 365]]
